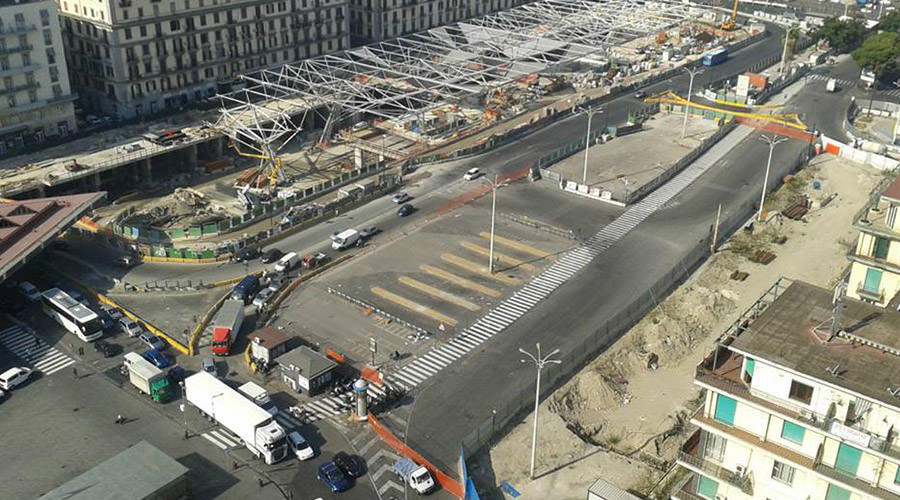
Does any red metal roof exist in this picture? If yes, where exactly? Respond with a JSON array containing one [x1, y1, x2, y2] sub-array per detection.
[[884, 176, 900, 204]]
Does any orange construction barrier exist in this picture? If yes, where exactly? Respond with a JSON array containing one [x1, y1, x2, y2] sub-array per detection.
[[361, 366, 383, 386], [368, 413, 464, 499], [325, 349, 346, 364]]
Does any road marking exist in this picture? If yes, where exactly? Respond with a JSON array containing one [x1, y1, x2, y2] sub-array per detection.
[[202, 432, 229, 450], [371, 287, 459, 326], [370, 448, 404, 467], [460, 241, 538, 273], [0, 325, 75, 375], [440, 254, 520, 285], [421, 264, 502, 298], [372, 464, 395, 483], [398, 276, 481, 311], [358, 435, 380, 456], [478, 232, 553, 259], [378, 480, 405, 496]]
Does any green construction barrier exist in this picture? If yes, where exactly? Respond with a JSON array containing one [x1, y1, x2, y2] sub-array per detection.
[[184, 249, 199, 259], [201, 250, 215, 259], [264, 205, 275, 214], [275, 200, 285, 210], [189, 226, 202, 238], [169, 228, 186, 239], [219, 219, 231, 232], [242, 213, 253, 223], [167, 248, 183, 258], [148, 229, 161, 242], [202, 223, 217, 235], [252, 207, 264, 217], [153, 246, 167, 257]]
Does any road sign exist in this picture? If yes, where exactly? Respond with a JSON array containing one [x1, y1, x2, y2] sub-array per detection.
[[369, 338, 377, 353]]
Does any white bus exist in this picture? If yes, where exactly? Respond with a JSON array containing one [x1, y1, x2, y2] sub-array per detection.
[[41, 288, 103, 342]]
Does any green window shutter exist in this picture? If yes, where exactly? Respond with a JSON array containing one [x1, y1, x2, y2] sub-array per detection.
[[825, 484, 851, 500], [835, 443, 862, 477], [864, 268, 883, 292], [697, 476, 719, 500], [745, 358, 755, 377], [714, 395, 737, 426], [895, 466, 900, 484], [781, 421, 805, 444], [875, 237, 890, 259]]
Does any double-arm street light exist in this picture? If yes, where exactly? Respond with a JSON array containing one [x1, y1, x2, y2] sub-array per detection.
[[682, 67, 704, 139], [576, 105, 604, 185], [484, 175, 508, 273], [758, 135, 787, 221], [519, 343, 561, 479]]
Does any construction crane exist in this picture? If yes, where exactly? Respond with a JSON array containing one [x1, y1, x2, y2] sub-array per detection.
[[721, 0, 739, 31], [230, 140, 285, 190]]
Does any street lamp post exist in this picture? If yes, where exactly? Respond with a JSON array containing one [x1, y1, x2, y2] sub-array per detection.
[[483, 175, 507, 273], [576, 106, 603, 185], [519, 343, 561, 479], [682, 67, 704, 139], [758, 135, 787, 221], [893, 79, 900, 145]]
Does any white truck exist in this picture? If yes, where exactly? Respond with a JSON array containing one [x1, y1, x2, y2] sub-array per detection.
[[238, 381, 279, 416], [392, 458, 436, 494], [123, 352, 172, 403], [331, 229, 360, 250], [184, 372, 288, 464], [826, 78, 837, 92]]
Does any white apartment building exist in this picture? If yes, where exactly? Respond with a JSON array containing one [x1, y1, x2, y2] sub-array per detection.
[[0, 0, 76, 155], [846, 175, 900, 309], [675, 279, 900, 500], [348, 0, 530, 45], [59, 0, 350, 118]]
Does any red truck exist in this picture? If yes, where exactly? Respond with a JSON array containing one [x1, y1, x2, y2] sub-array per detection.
[[211, 300, 245, 356]]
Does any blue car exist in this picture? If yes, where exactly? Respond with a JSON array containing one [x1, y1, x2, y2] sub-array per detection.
[[142, 349, 171, 368], [317, 461, 351, 492], [397, 203, 414, 217]]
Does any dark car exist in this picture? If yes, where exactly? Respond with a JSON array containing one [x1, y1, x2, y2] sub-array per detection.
[[261, 248, 283, 264], [317, 461, 351, 492], [97, 311, 116, 331], [332, 451, 365, 478], [93, 340, 121, 358], [167, 365, 187, 383], [634, 90, 647, 99], [237, 247, 261, 262], [397, 203, 414, 217]]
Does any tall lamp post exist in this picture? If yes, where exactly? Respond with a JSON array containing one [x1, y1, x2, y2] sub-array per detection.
[[519, 343, 561, 479], [893, 79, 900, 145], [758, 135, 787, 221], [484, 175, 508, 273], [682, 67, 704, 139], [576, 106, 603, 185]]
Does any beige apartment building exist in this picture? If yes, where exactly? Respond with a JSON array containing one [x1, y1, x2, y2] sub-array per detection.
[[348, 0, 530, 45], [846, 175, 900, 309], [0, 0, 76, 155], [675, 279, 900, 500], [59, 0, 350, 118]]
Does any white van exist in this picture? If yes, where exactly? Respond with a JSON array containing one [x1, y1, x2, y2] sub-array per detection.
[[331, 229, 360, 250], [17, 282, 41, 302], [0, 367, 32, 390], [274, 252, 299, 272]]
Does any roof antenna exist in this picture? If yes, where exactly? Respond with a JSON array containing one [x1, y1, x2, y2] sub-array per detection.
[[825, 364, 842, 378], [829, 281, 847, 341], [888, 387, 900, 398]]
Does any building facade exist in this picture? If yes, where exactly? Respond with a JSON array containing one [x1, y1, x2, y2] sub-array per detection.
[[59, 0, 350, 118], [846, 175, 900, 309], [0, 0, 77, 155], [348, 0, 530, 45], [675, 279, 900, 500]]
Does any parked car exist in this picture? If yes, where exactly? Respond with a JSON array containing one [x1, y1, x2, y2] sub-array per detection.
[[332, 451, 365, 478], [288, 431, 315, 460], [201, 357, 217, 377], [97, 311, 116, 331], [17, 281, 42, 302], [397, 203, 414, 217], [142, 349, 171, 369], [463, 167, 481, 180], [167, 365, 187, 383], [93, 340, 121, 358], [261, 248, 283, 264], [0, 366, 32, 390], [317, 462, 351, 492], [103, 306, 124, 321], [359, 226, 378, 239], [392, 192, 411, 204], [252, 288, 275, 310], [119, 317, 143, 337], [139, 332, 166, 351], [237, 247, 261, 262]]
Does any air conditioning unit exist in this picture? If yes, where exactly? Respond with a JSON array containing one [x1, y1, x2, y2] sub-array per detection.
[[735, 465, 746, 477], [716, 496, 728, 500]]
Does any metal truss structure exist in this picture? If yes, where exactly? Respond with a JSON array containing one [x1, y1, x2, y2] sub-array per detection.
[[215, 0, 690, 143]]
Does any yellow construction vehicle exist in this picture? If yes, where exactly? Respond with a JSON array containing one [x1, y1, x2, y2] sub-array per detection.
[[229, 141, 284, 189], [721, 0, 739, 31]]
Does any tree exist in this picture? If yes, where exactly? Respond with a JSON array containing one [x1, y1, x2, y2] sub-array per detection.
[[878, 11, 900, 34], [811, 17, 866, 53], [852, 32, 900, 79]]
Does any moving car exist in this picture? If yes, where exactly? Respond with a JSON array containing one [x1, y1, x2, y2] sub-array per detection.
[[634, 90, 647, 99], [359, 226, 378, 239], [201, 357, 217, 377], [252, 288, 275, 310], [237, 247, 261, 262], [261, 248, 283, 264], [142, 349, 171, 369], [288, 431, 315, 460], [391, 192, 411, 204], [463, 167, 481, 180], [93, 339, 121, 358], [119, 317, 144, 337], [333, 451, 365, 478], [397, 203, 414, 217], [317, 462, 351, 492], [139, 332, 166, 351], [0, 367, 32, 390]]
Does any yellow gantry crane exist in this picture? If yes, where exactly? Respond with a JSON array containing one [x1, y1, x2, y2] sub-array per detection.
[[644, 91, 809, 131], [722, 0, 739, 31]]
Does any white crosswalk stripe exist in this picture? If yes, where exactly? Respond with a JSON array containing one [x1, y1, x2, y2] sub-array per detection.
[[202, 429, 242, 450], [0, 325, 76, 376]]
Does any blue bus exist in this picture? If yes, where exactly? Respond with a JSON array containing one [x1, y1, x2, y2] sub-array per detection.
[[702, 47, 728, 66]]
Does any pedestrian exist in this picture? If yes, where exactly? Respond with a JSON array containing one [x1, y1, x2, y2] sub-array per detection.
[[115, 414, 124, 424], [72, 367, 78, 379]]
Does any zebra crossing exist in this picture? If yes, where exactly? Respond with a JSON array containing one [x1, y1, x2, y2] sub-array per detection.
[[805, 73, 858, 90], [291, 124, 756, 422], [201, 428, 242, 450], [0, 325, 75, 376]]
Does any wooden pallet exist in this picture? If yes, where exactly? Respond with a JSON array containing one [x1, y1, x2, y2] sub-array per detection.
[[730, 270, 749, 281], [750, 250, 777, 264]]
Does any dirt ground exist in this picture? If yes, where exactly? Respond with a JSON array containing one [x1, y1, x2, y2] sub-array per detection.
[[473, 155, 888, 499]]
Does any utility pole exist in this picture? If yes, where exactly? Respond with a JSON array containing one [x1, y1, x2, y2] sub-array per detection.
[[780, 26, 797, 76], [682, 67, 703, 139], [484, 175, 507, 273], [758, 135, 787, 222], [711, 204, 722, 255], [519, 343, 561, 479], [576, 106, 603, 185]]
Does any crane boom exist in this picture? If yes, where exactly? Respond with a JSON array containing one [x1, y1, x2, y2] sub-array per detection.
[[721, 0, 739, 30]]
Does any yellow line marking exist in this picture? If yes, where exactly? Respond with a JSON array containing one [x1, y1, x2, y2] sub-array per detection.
[[478, 232, 553, 260], [398, 276, 480, 311], [371, 287, 458, 326], [440, 254, 520, 285], [460, 241, 538, 273], [420, 265, 502, 298]]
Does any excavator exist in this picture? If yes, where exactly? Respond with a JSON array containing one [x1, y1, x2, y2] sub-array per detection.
[[721, 0, 739, 31]]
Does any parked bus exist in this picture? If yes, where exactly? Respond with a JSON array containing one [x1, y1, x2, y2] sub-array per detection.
[[41, 288, 103, 342], [702, 47, 728, 66]]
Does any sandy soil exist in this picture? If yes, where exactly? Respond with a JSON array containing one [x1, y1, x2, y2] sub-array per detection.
[[472, 155, 887, 499]]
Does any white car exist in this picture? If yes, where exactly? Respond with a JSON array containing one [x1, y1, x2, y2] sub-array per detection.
[[252, 288, 275, 310], [463, 167, 481, 180], [288, 431, 315, 460], [0, 366, 32, 390], [103, 306, 124, 321], [392, 192, 411, 204], [119, 317, 143, 337]]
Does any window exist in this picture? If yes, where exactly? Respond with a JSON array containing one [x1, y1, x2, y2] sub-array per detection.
[[170, 20, 180, 31], [43, 29, 52, 46], [714, 394, 737, 425], [781, 421, 805, 444], [46, 47, 55, 64], [864, 268, 883, 293], [874, 237, 890, 259], [697, 476, 718, 500], [0, 57, 7, 71], [835, 443, 862, 477], [825, 484, 851, 500], [125, 28, 132, 40], [28, 90, 36, 103], [702, 431, 726, 461], [771, 460, 795, 484], [140, 25, 147, 37], [49, 66, 58, 82], [52, 84, 62, 98], [7, 95, 15, 108], [40, 9, 50, 26], [788, 380, 813, 405]]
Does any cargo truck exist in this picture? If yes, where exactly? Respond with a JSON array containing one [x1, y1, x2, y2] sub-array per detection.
[[123, 352, 172, 403], [331, 229, 360, 250], [211, 300, 245, 356], [238, 381, 279, 416], [184, 372, 288, 464]]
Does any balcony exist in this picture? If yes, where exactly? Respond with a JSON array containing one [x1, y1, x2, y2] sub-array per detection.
[[814, 461, 900, 500], [678, 430, 754, 496], [855, 284, 884, 303], [0, 23, 37, 36], [0, 81, 39, 96], [0, 44, 32, 56], [672, 474, 713, 500]]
